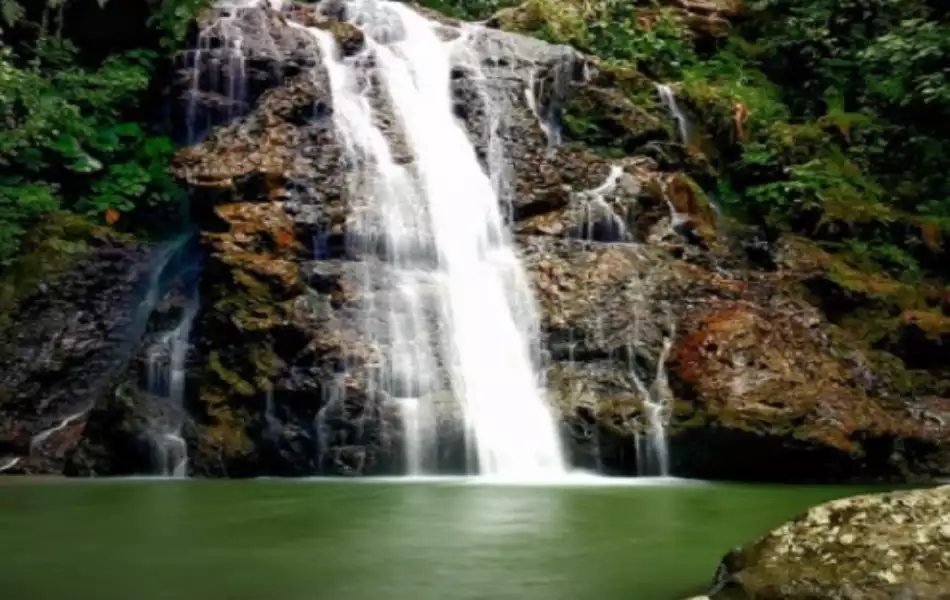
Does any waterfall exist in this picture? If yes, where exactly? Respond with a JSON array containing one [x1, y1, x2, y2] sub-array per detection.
[[628, 309, 674, 477], [655, 83, 691, 146], [576, 165, 630, 242], [398, 398, 424, 476], [307, 1, 565, 478], [137, 235, 201, 478], [145, 294, 198, 478]]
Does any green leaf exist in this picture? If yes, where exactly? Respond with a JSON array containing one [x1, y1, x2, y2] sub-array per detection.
[[69, 153, 103, 174]]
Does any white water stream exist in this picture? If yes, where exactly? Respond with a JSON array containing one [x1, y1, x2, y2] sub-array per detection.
[[307, 1, 565, 478], [29, 410, 88, 453], [145, 293, 198, 478], [656, 83, 691, 146], [0, 457, 21, 473]]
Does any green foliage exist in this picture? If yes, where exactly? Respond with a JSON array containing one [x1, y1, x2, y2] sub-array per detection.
[[590, 11, 695, 79], [417, 0, 515, 20], [844, 238, 923, 281], [744, 0, 950, 218], [151, 0, 212, 48], [0, 2, 188, 266]]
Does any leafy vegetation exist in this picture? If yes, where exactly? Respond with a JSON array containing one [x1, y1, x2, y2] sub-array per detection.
[[426, 0, 949, 282], [0, 0, 201, 266], [3, 0, 947, 287], [417, 0, 514, 20]]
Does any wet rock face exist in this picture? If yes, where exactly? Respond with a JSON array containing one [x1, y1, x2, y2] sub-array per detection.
[[0, 4, 945, 481], [0, 224, 151, 475], [67, 250, 202, 477], [173, 2, 323, 144], [709, 486, 950, 600], [667, 293, 950, 482], [160, 0, 950, 480], [521, 237, 683, 471]]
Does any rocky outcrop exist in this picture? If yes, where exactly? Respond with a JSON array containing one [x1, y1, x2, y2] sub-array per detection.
[[157, 0, 950, 480], [66, 237, 202, 477], [708, 486, 950, 599], [487, 0, 741, 45], [4, 0, 948, 481], [668, 292, 950, 482], [0, 215, 151, 475]]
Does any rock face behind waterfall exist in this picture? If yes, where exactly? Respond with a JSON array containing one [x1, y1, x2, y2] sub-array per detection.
[[3, 0, 949, 480], [160, 0, 950, 479], [707, 486, 950, 599]]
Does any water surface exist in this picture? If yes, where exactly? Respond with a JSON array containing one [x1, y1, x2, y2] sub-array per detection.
[[0, 479, 887, 599]]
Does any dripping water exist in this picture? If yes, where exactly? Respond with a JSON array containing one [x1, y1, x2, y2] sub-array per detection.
[[655, 83, 691, 146], [29, 411, 88, 455], [139, 234, 202, 478], [145, 291, 198, 478], [183, 0, 286, 143], [576, 165, 630, 242], [627, 320, 674, 477]]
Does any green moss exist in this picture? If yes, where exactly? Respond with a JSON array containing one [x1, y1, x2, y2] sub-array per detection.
[[0, 212, 132, 331], [825, 261, 913, 303], [562, 85, 668, 152], [207, 351, 257, 397], [489, 0, 591, 43], [867, 349, 938, 397], [247, 344, 283, 390]]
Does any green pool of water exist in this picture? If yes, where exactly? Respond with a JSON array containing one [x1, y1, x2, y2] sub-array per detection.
[[0, 478, 889, 600]]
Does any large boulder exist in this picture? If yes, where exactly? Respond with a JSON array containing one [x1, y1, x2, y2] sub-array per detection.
[[668, 290, 950, 482], [709, 486, 950, 599], [0, 214, 150, 475]]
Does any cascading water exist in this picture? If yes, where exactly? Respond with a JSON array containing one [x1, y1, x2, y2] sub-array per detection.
[[145, 289, 198, 478], [655, 84, 725, 229], [306, 1, 566, 478], [184, 2, 249, 143], [132, 234, 202, 478], [576, 165, 631, 242], [564, 153, 674, 478], [629, 335, 674, 477], [655, 83, 691, 146]]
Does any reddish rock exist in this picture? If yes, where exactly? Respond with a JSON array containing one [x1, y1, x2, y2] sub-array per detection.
[[669, 298, 950, 481]]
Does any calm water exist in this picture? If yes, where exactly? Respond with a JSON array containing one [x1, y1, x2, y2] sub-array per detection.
[[0, 478, 886, 600]]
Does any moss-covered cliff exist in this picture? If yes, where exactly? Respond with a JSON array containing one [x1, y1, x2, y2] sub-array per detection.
[[1, 0, 949, 480]]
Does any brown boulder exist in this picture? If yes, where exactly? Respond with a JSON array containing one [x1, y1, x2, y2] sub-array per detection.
[[710, 486, 950, 599], [669, 295, 950, 481]]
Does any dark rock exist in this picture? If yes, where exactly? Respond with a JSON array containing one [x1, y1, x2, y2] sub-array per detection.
[[0, 215, 151, 474]]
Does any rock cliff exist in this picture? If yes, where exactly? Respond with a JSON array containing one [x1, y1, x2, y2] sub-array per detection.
[[1, 0, 948, 480]]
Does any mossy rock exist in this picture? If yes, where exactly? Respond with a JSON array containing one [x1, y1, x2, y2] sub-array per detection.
[[486, 0, 593, 41], [0, 212, 134, 332], [562, 62, 671, 153], [710, 486, 950, 600], [778, 237, 927, 311]]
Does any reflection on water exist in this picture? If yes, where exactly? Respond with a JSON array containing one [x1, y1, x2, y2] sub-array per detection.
[[457, 486, 562, 537], [0, 480, 889, 600]]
